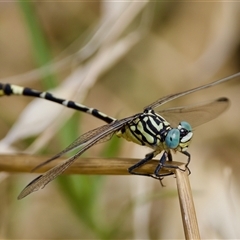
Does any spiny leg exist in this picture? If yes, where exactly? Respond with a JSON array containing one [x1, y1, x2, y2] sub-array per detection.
[[128, 152, 156, 178], [181, 151, 191, 174], [152, 152, 175, 186], [154, 151, 191, 178], [128, 151, 174, 180]]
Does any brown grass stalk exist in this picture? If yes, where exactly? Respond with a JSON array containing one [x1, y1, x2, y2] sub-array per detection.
[[0, 154, 183, 175], [175, 166, 201, 240], [0, 154, 200, 239]]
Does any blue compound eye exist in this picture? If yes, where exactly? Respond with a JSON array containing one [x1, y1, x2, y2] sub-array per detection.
[[165, 129, 180, 149], [179, 121, 192, 131]]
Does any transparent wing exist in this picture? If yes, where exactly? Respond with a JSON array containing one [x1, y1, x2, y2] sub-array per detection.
[[157, 97, 229, 128], [144, 72, 239, 110], [32, 124, 116, 171], [18, 115, 136, 199]]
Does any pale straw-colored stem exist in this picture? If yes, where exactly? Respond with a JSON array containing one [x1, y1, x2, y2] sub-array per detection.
[[0, 154, 200, 239], [175, 166, 201, 240], [0, 154, 181, 175]]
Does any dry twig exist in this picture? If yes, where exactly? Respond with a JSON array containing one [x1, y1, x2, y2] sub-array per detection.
[[175, 166, 201, 240], [0, 154, 200, 239]]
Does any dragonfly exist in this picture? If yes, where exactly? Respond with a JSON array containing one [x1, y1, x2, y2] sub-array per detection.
[[0, 72, 239, 199]]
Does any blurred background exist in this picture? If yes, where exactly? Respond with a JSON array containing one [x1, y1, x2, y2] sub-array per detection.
[[0, 1, 240, 239]]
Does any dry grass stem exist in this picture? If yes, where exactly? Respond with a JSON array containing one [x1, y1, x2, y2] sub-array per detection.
[[175, 166, 201, 240], [0, 154, 201, 239], [0, 154, 183, 176]]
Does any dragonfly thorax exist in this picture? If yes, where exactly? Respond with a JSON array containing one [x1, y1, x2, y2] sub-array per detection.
[[116, 109, 193, 153]]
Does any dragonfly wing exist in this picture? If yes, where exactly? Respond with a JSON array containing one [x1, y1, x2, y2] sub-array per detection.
[[18, 115, 137, 199], [32, 124, 117, 171], [157, 97, 229, 128], [144, 73, 239, 110]]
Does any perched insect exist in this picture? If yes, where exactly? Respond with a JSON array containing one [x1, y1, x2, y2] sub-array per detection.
[[0, 72, 239, 199]]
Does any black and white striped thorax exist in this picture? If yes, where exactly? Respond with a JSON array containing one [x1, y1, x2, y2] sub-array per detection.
[[116, 109, 171, 150]]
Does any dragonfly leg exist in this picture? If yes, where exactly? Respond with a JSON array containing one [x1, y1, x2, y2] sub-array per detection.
[[154, 151, 191, 177], [128, 152, 155, 178], [167, 151, 173, 162], [181, 151, 191, 174], [128, 152, 174, 182], [154, 151, 176, 177]]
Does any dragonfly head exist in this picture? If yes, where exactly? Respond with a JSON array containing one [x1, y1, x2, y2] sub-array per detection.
[[165, 121, 193, 151]]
